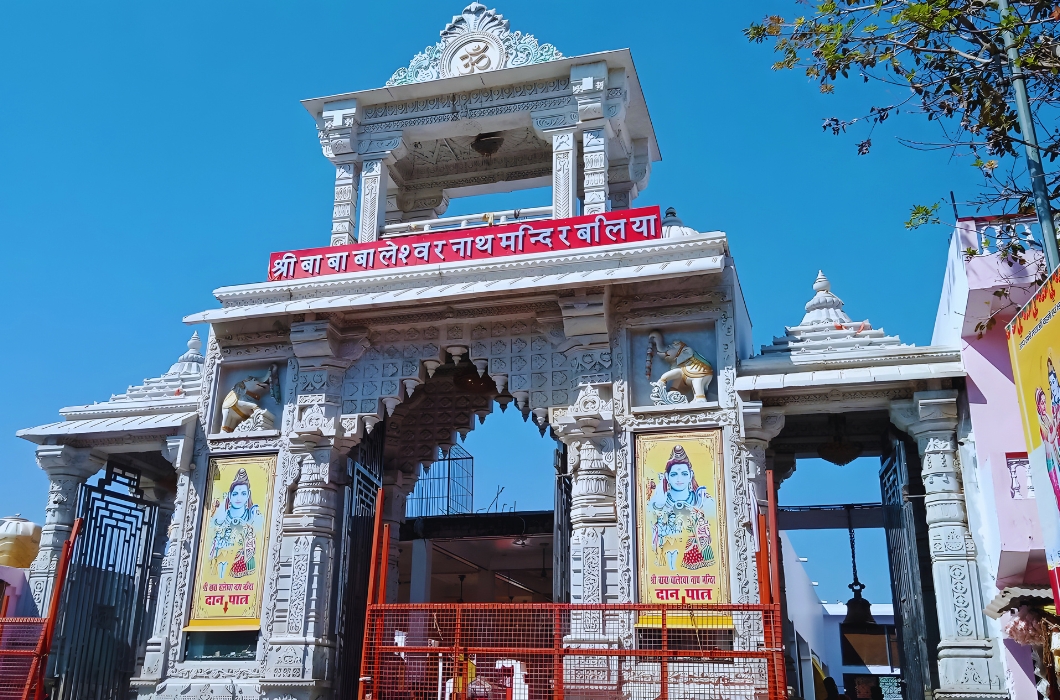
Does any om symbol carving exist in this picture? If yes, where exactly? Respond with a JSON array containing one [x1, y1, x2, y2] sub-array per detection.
[[457, 42, 492, 74]]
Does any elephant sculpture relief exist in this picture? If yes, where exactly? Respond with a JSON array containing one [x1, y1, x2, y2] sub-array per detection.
[[645, 331, 714, 405], [220, 365, 281, 433]]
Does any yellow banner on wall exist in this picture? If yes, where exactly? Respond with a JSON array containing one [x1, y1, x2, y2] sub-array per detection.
[[1008, 271, 1060, 602], [635, 430, 729, 606], [187, 455, 276, 631]]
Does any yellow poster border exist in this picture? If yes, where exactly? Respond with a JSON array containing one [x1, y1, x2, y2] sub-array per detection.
[[634, 429, 730, 611], [188, 454, 277, 632]]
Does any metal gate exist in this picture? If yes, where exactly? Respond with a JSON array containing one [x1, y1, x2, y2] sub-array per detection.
[[333, 422, 385, 699], [52, 464, 157, 700], [553, 443, 571, 604], [880, 435, 939, 700]]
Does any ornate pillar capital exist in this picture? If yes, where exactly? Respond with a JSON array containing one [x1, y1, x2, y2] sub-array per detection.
[[551, 383, 614, 442], [34, 444, 104, 479], [162, 431, 195, 474], [889, 390, 959, 436], [29, 445, 102, 614], [740, 400, 785, 444]]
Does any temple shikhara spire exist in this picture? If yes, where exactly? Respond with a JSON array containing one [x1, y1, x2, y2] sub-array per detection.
[[762, 271, 905, 356]]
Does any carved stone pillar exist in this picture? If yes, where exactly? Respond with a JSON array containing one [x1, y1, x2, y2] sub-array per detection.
[[139, 431, 195, 681], [265, 319, 356, 685], [552, 383, 619, 697], [358, 159, 385, 244], [606, 140, 650, 211], [382, 473, 412, 604], [285, 436, 343, 642], [318, 99, 360, 246], [582, 128, 608, 215], [27, 445, 102, 614], [737, 401, 785, 605], [331, 163, 358, 246], [571, 61, 609, 216], [890, 391, 1006, 700], [550, 129, 577, 219], [356, 133, 406, 244], [552, 384, 617, 607]]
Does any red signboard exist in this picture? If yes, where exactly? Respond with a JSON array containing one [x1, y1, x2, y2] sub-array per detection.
[[268, 205, 662, 281]]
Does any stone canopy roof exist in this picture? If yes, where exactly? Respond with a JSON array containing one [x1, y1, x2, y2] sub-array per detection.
[[55, 332, 204, 420], [107, 332, 204, 403], [762, 271, 905, 357]]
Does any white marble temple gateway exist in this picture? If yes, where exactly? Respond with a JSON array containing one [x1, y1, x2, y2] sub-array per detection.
[[17, 6, 1009, 700]]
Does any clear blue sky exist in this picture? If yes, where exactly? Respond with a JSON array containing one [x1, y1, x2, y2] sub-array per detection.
[[0, 1, 988, 602]]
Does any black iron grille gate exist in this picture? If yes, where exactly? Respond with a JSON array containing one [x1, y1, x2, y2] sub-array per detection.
[[52, 465, 157, 700], [333, 422, 385, 700], [880, 435, 939, 700], [553, 443, 571, 604]]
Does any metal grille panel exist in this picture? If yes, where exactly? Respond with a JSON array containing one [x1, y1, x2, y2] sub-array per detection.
[[0, 619, 46, 700], [52, 466, 157, 700], [361, 603, 785, 700], [405, 445, 473, 518], [880, 438, 935, 700], [334, 423, 385, 699]]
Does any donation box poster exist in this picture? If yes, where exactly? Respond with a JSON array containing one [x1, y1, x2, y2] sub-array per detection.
[[1009, 273, 1060, 603], [635, 430, 729, 604], [188, 455, 276, 630]]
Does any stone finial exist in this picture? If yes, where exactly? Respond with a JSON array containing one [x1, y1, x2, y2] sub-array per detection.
[[800, 271, 852, 326]]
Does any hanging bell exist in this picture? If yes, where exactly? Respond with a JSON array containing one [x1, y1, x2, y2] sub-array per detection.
[[842, 581, 877, 626], [842, 505, 877, 626]]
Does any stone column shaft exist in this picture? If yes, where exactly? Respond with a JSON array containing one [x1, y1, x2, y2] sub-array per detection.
[[331, 162, 358, 246], [582, 128, 609, 215], [551, 130, 577, 219], [891, 391, 1005, 700], [358, 159, 384, 243]]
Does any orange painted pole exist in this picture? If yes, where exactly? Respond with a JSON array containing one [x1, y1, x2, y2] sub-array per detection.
[[764, 470, 788, 699], [660, 607, 668, 700], [757, 513, 772, 605], [358, 488, 385, 700], [765, 470, 781, 606], [371, 525, 391, 700], [33, 517, 83, 700], [365, 488, 385, 608], [377, 524, 391, 605]]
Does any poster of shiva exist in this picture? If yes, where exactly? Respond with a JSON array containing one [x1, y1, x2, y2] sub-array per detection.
[[188, 455, 276, 629], [635, 431, 729, 604]]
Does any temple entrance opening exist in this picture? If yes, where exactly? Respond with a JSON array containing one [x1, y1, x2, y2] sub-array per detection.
[[376, 359, 564, 605], [771, 413, 939, 700]]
